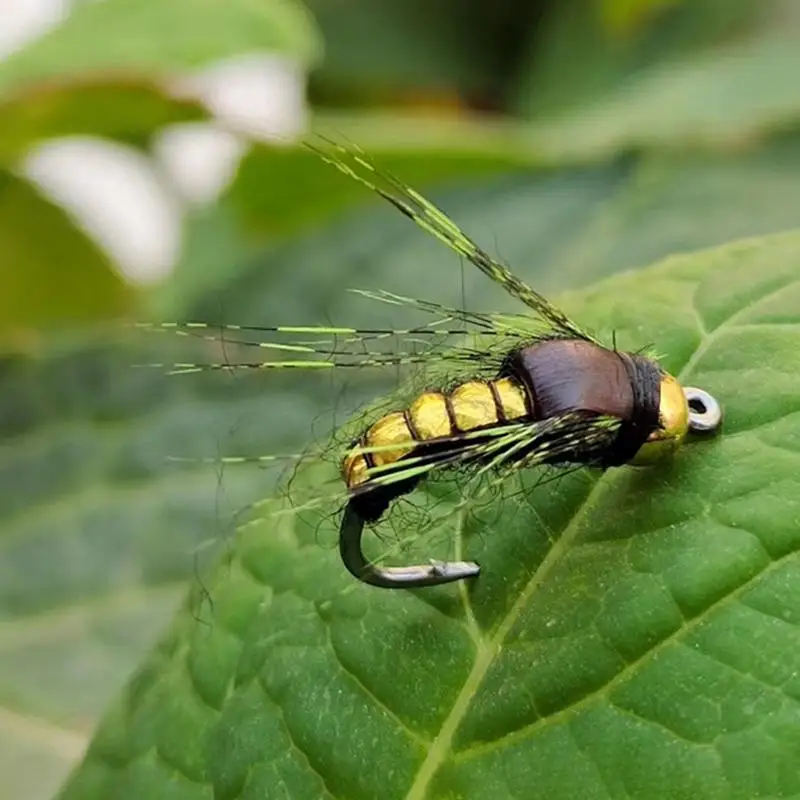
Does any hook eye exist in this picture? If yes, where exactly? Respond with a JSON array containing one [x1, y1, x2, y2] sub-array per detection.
[[684, 387, 722, 434]]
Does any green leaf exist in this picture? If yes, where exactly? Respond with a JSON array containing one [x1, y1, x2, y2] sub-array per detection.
[[6, 140, 800, 795], [0, 171, 133, 341], [226, 112, 534, 235], [519, 10, 800, 158], [0, 332, 277, 798], [60, 228, 800, 799], [0, 0, 321, 96], [0, 80, 207, 164], [595, 0, 688, 36], [183, 132, 800, 319], [304, 0, 492, 96], [0, 80, 204, 337], [515, 0, 759, 120]]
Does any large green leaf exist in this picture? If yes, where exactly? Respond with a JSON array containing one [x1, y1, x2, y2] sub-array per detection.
[[60, 229, 800, 798], [6, 139, 800, 796], [0, 0, 321, 96]]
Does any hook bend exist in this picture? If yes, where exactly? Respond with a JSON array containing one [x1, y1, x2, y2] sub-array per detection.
[[339, 502, 481, 589]]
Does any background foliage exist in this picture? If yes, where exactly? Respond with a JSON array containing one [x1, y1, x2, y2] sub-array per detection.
[[3, 0, 800, 797]]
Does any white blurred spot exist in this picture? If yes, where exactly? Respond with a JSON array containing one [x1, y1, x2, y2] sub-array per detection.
[[154, 124, 246, 206], [0, 0, 69, 58], [171, 54, 308, 141], [156, 56, 307, 205], [4, 4, 308, 283], [24, 138, 183, 284]]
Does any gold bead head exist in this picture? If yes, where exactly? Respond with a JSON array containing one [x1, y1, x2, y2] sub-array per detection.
[[630, 372, 689, 465]]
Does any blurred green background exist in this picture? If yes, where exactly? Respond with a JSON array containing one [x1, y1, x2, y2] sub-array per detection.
[[3, 0, 800, 797]]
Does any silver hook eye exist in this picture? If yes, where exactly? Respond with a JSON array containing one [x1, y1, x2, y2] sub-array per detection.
[[684, 387, 722, 433]]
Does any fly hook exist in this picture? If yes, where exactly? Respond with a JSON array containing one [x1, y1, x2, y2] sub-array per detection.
[[338, 503, 481, 589]]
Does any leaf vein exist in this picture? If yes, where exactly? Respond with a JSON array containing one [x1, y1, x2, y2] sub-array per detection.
[[322, 617, 431, 747], [455, 551, 800, 762], [254, 674, 340, 800], [605, 690, 716, 746]]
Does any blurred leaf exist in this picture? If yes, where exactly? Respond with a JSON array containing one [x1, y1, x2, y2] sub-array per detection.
[[173, 131, 800, 319], [5, 136, 800, 793], [0, 0, 315, 343], [153, 112, 539, 318], [516, 0, 760, 119], [305, 0, 492, 98], [150, 200, 257, 321], [527, 31, 800, 159], [0, 330, 290, 799], [0, 80, 206, 164], [0, 0, 321, 95], [61, 228, 800, 799], [0, 81, 204, 338], [0, 171, 133, 342], [597, 0, 686, 36], [228, 113, 536, 236]]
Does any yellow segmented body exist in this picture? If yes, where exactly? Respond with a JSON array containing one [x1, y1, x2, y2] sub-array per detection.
[[343, 376, 530, 489]]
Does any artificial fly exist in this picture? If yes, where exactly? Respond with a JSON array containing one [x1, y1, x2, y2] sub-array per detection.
[[142, 142, 723, 591], [314, 143, 722, 588]]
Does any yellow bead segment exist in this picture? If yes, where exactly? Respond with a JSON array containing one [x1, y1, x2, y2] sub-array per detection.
[[493, 377, 529, 421], [342, 410, 416, 490], [342, 376, 533, 490], [365, 412, 415, 467], [343, 452, 369, 488], [449, 380, 498, 431], [408, 392, 453, 439]]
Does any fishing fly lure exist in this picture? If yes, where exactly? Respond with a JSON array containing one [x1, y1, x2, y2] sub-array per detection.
[[312, 145, 722, 589], [148, 144, 722, 591]]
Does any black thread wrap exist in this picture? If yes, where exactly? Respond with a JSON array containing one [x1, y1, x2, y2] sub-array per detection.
[[603, 353, 661, 467]]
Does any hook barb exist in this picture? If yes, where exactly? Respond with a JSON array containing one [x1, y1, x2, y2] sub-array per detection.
[[339, 502, 481, 589]]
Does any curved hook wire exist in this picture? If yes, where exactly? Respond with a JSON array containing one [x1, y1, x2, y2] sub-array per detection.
[[339, 503, 481, 589]]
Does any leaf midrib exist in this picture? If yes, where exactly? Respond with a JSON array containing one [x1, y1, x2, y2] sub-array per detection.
[[403, 274, 798, 800]]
